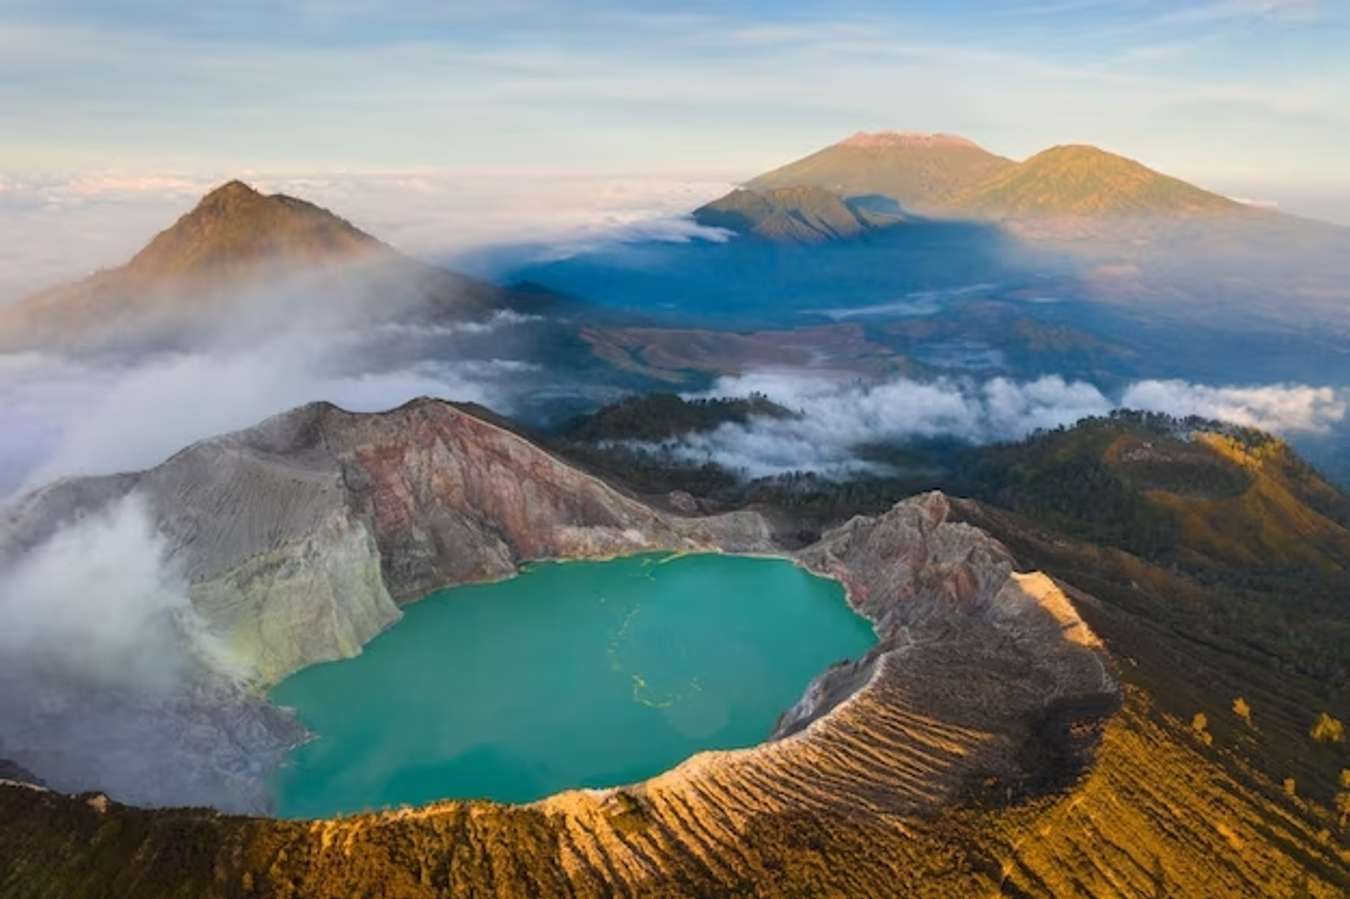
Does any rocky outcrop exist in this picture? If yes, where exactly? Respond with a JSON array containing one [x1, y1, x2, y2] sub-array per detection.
[[776, 494, 1112, 742], [0, 399, 776, 811]]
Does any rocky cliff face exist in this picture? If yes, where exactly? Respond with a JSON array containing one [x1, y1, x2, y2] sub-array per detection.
[[777, 494, 1112, 742]]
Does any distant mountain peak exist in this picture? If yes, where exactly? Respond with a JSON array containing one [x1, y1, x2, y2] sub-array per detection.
[[201, 178, 264, 202], [737, 131, 1248, 223], [0, 179, 505, 352], [952, 143, 1243, 218], [746, 130, 1014, 213], [123, 179, 384, 280], [838, 131, 980, 150]]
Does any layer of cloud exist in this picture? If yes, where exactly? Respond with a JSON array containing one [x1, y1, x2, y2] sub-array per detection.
[[1120, 379, 1346, 433], [0, 339, 543, 499], [807, 283, 998, 321], [648, 370, 1347, 478]]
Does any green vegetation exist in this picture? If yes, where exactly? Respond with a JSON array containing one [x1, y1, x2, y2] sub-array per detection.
[[1191, 712, 1213, 747], [732, 132, 1243, 222], [3, 393, 1348, 897], [554, 391, 792, 443], [692, 185, 891, 242], [952, 144, 1242, 218]]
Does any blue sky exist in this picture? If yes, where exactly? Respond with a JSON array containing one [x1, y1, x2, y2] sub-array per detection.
[[2, 0, 1348, 217]]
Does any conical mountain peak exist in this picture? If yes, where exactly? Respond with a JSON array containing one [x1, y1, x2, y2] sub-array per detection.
[[124, 179, 384, 279]]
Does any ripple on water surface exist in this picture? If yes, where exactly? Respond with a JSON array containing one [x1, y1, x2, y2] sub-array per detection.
[[268, 553, 875, 818]]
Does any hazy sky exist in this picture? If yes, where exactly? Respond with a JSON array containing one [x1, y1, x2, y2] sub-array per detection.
[[2, 0, 1347, 220]]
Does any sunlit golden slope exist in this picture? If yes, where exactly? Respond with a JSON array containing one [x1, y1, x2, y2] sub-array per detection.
[[744, 131, 1015, 213], [729, 134, 1248, 225], [1, 691, 1345, 897], [953, 145, 1243, 219], [1137, 430, 1350, 574]]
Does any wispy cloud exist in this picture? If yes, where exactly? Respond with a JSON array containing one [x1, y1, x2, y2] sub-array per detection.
[[1150, 0, 1321, 27]]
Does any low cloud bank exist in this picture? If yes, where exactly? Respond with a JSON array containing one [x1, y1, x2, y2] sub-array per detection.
[[1118, 380, 1346, 434], [0, 320, 549, 499], [653, 371, 1347, 478], [807, 283, 998, 321]]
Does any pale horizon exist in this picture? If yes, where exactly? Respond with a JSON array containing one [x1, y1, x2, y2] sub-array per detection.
[[4, 0, 1348, 222]]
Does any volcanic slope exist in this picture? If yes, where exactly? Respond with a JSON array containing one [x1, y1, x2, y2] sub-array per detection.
[[717, 131, 1252, 234], [0, 181, 504, 351], [744, 131, 1015, 214], [951, 144, 1243, 219], [692, 184, 900, 242], [0, 400, 1345, 897]]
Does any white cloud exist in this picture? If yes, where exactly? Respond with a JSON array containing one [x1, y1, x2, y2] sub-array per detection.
[[0, 333, 542, 499], [656, 371, 1113, 478], [808, 283, 998, 321], [1121, 379, 1346, 433], [1151, 0, 1321, 27], [642, 370, 1346, 479], [0, 493, 201, 693]]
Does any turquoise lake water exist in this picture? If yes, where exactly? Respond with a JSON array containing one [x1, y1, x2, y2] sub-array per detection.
[[268, 553, 875, 818]]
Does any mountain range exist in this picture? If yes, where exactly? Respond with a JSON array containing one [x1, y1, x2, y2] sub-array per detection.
[[0, 133, 1310, 355], [697, 131, 1250, 241]]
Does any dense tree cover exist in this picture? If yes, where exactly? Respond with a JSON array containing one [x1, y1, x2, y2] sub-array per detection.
[[553, 392, 792, 443]]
